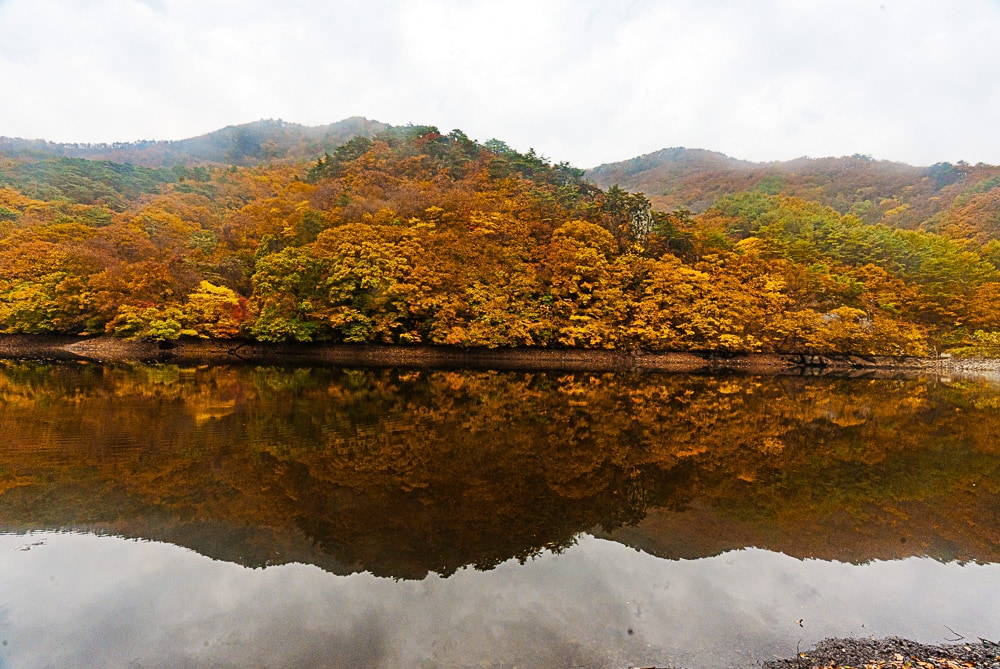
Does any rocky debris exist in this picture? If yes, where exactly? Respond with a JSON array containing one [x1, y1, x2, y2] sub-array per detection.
[[763, 637, 1000, 669]]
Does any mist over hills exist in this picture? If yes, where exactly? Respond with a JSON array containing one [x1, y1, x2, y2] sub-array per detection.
[[4, 116, 990, 234], [0, 117, 388, 167]]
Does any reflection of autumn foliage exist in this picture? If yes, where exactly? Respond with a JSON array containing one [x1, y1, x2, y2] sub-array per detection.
[[5, 127, 1000, 354], [0, 362, 998, 576]]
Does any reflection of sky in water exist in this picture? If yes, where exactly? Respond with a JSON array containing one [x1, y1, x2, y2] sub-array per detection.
[[1, 532, 998, 669]]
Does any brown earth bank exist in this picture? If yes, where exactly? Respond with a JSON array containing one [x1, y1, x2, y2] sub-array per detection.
[[0, 334, 991, 376], [754, 636, 1000, 669]]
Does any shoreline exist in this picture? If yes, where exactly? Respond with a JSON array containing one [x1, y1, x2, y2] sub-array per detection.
[[761, 636, 1000, 669], [0, 334, 994, 377]]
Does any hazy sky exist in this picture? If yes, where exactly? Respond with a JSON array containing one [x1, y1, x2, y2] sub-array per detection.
[[1, 0, 998, 167]]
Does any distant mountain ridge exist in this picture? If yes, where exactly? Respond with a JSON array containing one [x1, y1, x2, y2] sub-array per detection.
[[5, 117, 1000, 239], [585, 147, 997, 232], [0, 116, 389, 167]]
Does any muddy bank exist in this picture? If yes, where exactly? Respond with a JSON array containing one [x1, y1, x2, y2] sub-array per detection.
[[760, 636, 1000, 669], [0, 334, 989, 376]]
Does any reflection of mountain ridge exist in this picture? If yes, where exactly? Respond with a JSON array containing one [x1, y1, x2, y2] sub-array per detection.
[[599, 495, 1000, 565], [0, 518, 363, 575], [1, 362, 999, 577]]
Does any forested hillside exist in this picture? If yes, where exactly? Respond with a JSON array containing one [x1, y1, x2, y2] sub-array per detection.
[[0, 117, 387, 167], [2, 123, 1000, 356], [587, 149, 1000, 233]]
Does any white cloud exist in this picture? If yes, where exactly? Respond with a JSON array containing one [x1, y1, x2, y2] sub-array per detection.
[[1, 0, 998, 166]]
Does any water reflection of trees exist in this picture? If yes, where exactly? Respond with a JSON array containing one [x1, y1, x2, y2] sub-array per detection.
[[0, 361, 998, 577]]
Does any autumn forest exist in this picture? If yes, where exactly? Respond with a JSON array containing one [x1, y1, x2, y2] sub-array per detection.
[[3, 119, 1000, 357]]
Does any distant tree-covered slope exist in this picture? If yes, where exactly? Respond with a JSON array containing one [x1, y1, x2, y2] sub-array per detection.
[[587, 148, 1000, 235], [0, 156, 177, 211], [0, 117, 388, 168], [587, 147, 763, 213]]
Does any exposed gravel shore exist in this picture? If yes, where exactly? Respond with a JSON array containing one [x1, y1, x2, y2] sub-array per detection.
[[2, 334, 999, 376], [639, 638, 1000, 669], [760, 636, 1000, 669]]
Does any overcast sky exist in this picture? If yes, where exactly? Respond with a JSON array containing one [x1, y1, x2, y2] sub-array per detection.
[[1, 0, 998, 168], [4, 533, 1000, 668]]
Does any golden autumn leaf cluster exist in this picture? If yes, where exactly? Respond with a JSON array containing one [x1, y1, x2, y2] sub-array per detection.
[[3, 126, 1000, 355]]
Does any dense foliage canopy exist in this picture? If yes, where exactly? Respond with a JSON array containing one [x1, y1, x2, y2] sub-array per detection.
[[3, 124, 1000, 355]]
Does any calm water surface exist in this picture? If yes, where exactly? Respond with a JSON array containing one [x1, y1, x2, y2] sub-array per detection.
[[0, 361, 998, 668]]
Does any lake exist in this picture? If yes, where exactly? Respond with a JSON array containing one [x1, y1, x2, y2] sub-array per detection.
[[0, 361, 998, 668]]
